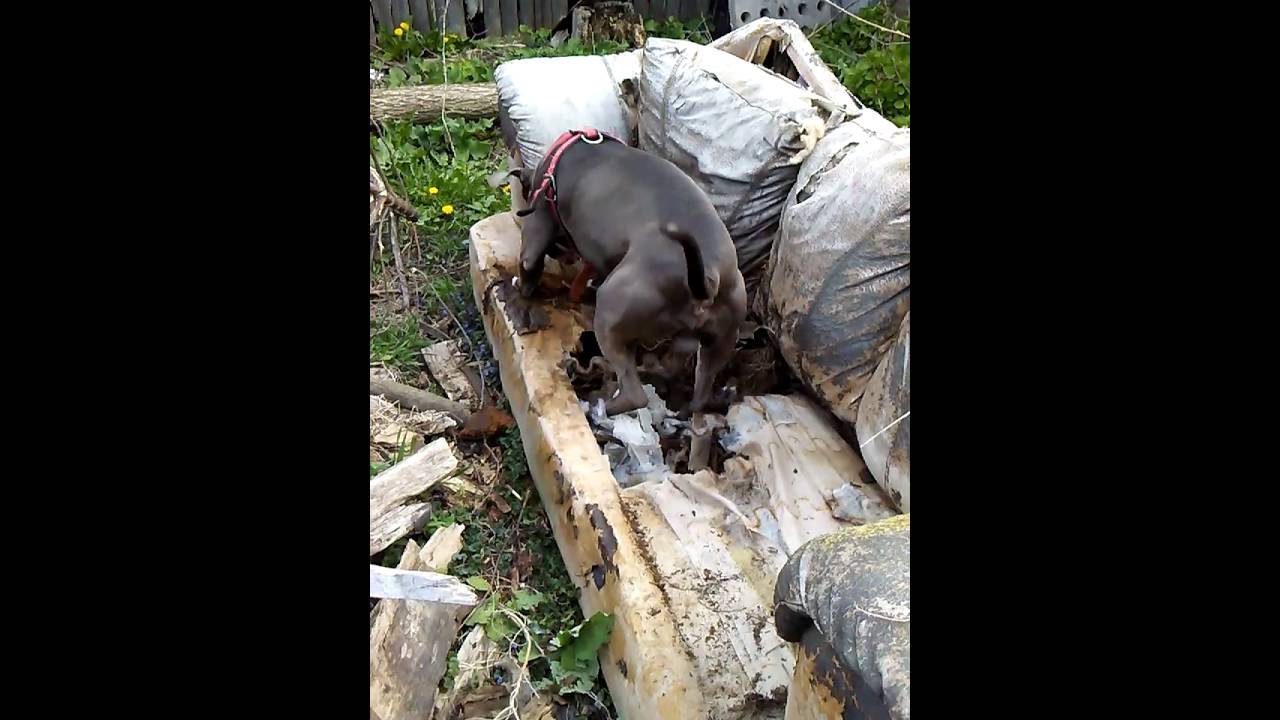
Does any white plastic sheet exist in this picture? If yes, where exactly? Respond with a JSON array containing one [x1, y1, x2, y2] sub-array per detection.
[[495, 50, 642, 171], [638, 38, 836, 285]]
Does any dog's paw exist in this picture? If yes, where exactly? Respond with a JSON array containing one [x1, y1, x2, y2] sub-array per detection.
[[493, 278, 550, 335], [605, 389, 649, 417]]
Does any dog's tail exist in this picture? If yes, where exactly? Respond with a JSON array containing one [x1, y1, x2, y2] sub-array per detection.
[[661, 223, 719, 301]]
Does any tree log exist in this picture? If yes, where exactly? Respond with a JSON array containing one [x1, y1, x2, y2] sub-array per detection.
[[370, 84, 498, 122]]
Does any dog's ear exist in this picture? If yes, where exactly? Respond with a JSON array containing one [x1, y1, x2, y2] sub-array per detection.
[[515, 168, 537, 202], [515, 207, 536, 218], [515, 167, 534, 188]]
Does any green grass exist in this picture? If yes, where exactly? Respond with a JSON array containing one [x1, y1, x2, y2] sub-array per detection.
[[370, 315, 430, 372]]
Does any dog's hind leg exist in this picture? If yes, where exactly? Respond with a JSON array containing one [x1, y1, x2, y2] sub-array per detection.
[[691, 329, 736, 414], [594, 264, 670, 416], [596, 317, 649, 416]]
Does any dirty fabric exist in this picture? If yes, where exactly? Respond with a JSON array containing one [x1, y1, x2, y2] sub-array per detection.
[[774, 516, 910, 720], [856, 312, 910, 512], [638, 38, 836, 287], [765, 123, 910, 425]]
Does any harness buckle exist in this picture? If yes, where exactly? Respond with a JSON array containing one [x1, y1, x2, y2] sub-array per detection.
[[545, 174, 558, 202], [580, 132, 605, 145]]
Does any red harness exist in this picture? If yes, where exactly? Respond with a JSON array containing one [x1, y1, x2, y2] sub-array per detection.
[[529, 128, 621, 302]]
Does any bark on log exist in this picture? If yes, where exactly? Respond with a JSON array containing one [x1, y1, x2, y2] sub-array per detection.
[[371, 375, 471, 422], [370, 84, 498, 122]]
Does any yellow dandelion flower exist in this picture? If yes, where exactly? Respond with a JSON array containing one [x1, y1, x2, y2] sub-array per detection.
[[442, 204, 454, 215], [502, 184, 511, 194], [399, 21, 410, 30], [393, 27, 404, 36], [428, 186, 439, 195]]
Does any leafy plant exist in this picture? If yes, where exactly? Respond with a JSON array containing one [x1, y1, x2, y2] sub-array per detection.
[[499, 426, 528, 480], [811, 3, 910, 126], [547, 612, 615, 694], [373, 23, 467, 63], [644, 15, 712, 44]]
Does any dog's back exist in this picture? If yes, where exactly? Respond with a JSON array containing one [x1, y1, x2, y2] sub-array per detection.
[[556, 142, 739, 295]]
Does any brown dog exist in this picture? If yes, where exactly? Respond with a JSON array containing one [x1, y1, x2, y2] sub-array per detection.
[[512, 130, 747, 417]]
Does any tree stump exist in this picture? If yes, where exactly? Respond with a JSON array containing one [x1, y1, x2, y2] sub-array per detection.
[[570, 1, 647, 49]]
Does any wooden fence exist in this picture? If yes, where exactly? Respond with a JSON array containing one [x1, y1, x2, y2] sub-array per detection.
[[370, 0, 710, 44]]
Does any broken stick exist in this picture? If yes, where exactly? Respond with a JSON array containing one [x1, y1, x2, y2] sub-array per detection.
[[371, 375, 470, 422], [370, 166, 418, 222]]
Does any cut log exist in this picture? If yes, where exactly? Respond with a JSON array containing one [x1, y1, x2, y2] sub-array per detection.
[[569, 1, 646, 48], [370, 84, 498, 122], [370, 437, 459, 520], [370, 503, 432, 555], [371, 374, 471, 421], [370, 535, 473, 720]]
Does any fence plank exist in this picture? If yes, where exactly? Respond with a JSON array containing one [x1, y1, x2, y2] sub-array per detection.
[[551, 0, 568, 27], [484, 0, 503, 37], [501, 0, 519, 36], [391, 0, 412, 25], [537, 0, 551, 29], [372, 0, 394, 29], [519, 0, 533, 29], [445, 0, 465, 31], [430, 0, 446, 33], [370, 6, 378, 45], [410, 0, 435, 32], [633, 0, 650, 19]]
